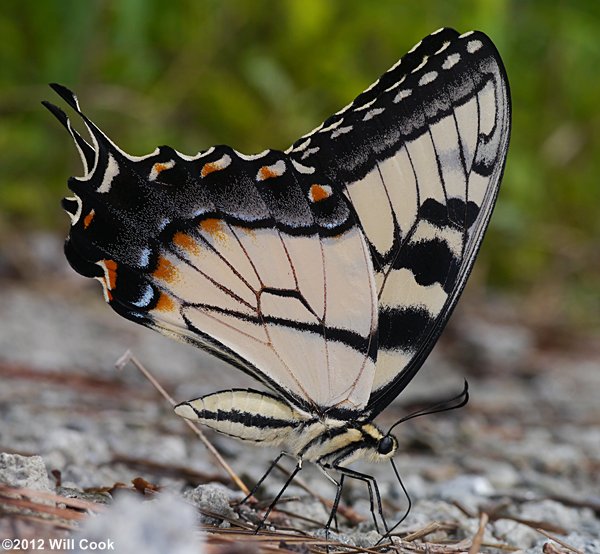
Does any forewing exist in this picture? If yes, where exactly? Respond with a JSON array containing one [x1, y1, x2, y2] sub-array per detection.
[[46, 85, 378, 414], [287, 29, 511, 417]]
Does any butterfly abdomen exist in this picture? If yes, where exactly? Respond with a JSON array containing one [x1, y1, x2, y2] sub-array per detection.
[[176, 389, 397, 466], [175, 389, 309, 445]]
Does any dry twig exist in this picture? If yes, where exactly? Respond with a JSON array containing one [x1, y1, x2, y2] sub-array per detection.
[[116, 351, 250, 496], [468, 512, 488, 554]]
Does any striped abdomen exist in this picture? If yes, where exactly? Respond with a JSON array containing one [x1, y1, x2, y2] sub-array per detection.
[[175, 390, 397, 466]]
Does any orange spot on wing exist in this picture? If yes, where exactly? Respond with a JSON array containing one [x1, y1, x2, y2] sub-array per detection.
[[154, 292, 175, 312], [83, 209, 95, 229], [153, 163, 168, 174], [309, 184, 331, 202], [201, 162, 221, 177], [154, 256, 178, 282], [173, 232, 200, 254], [258, 165, 278, 180], [103, 259, 118, 290], [200, 218, 227, 243]]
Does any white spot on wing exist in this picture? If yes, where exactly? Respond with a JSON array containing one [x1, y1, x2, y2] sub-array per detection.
[[149, 159, 175, 181], [290, 138, 311, 153], [467, 39, 483, 53], [291, 159, 315, 174], [121, 148, 161, 162], [97, 153, 119, 193], [334, 101, 354, 116], [411, 220, 463, 257], [412, 56, 429, 73], [320, 118, 344, 133], [434, 41, 451, 55], [200, 153, 231, 177], [331, 125, 353, 139], [355, 98, 377, 112], [363, 107, 385, 121], [65, 119, 92, 179], [362, 78, 381, 94], [393, 89, 412, 102], [408, 39, 423, 54], [256, 159, 286, 181], [442, 53, 461, 69], [379, 267, 448, 316], [388, 58, 402, 72], [418, 71, 438, 86], [301, 146, 320, 160], [65, 195, 83, 225]]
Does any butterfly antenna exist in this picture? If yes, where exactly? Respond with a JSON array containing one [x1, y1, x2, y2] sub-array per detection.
[[386, 379, 469, 436]]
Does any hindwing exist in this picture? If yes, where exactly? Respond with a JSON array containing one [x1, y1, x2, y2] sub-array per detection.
[[46, 86, 378, 415]]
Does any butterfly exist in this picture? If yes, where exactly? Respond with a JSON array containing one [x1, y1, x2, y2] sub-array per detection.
[[45, 27, 510, 534]]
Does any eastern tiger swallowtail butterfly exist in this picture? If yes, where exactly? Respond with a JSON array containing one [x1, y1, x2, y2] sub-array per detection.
[[45, 27, 510, 534]]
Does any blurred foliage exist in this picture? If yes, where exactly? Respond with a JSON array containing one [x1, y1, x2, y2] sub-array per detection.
[[1, 0, 599, 327]]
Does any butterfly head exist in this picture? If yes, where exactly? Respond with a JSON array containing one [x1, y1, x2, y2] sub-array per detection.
[[356, 423, 398, 463]]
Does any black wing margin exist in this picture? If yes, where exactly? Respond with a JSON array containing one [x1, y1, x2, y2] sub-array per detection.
[[287, 29, 511, 418]]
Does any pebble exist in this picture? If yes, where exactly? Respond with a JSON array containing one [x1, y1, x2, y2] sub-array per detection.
[[493, 518, 539, 548], [41, 428, 111, 466], [73, 492, 204, 554], [519, 499, 586, 531], [434, 474, 494, 505], [0, 452, 51, 492], [183, 483, 238, 526]]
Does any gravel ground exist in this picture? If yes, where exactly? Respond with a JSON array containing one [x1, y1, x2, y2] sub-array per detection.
[[0, 234, 599, 553]]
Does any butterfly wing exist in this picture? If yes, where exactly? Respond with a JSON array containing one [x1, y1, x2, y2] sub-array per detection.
[[287, 29, 511, 418], [47, 27, 509, 420], [45, 85, 378, 415]]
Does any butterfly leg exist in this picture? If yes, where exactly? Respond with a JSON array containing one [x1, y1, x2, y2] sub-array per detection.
[[333, 465, 389, 535], [254, 458, 302, 534], [316, 466, 345, 538], [238, 450, 287, 506]]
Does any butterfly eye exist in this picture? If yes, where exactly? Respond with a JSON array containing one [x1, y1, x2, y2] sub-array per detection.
[[378, 435, 395, 455]]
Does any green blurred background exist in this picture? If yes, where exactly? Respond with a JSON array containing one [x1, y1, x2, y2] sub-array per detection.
[[1, 0, 599, 328]]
